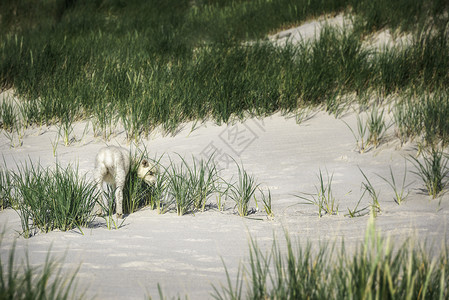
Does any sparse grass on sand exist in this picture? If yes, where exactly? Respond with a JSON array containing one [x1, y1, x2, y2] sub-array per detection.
[[2, 152, 268, 236], [0, 232, 79, 300], [211, 219, 449, 300], [295, 169, 339, 217]]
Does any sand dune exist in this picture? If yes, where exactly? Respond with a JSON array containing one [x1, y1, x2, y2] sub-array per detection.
[[1, 15, 447, 299]]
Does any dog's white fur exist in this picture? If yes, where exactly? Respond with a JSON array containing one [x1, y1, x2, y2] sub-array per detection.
[[94, 146, 157, 218]]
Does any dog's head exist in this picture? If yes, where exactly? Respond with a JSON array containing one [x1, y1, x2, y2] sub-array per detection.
[[137, 159, 159, 185]]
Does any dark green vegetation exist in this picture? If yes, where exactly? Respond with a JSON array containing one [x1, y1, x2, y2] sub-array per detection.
[[10, 162, 97, 237], [0, 0, 448, 145], [212, 221, 449, 300]]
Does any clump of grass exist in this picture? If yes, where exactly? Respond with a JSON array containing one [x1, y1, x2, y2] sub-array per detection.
[[186, 155, 219, 212], [3, 125, 25, 148], [91, 101, 117, 141], [258, 188, 274, 219], [359, 167, 381, 216], [393, 96, 423, 145], [56, 115, 75, 147], [12, 161, 97, 237], [345, 104, 388, 153], [148, 161, 171, 214], [162, 154, 220, 216], [18, 98, 42, 128], [226, 162, 259, 217], [123, 150, 156, 215], [1, 99, 25, 148], [377, 162, 411, 204], [212, 219, 449, 299], [0, 100, 17, 132], [0, 236, 80, 300], [409, 149, 449, 198], [167, 159, 194, 216], [214, 181, 229, 212], [344, 114, 369, 153], [295, 169, 339, 217], [0, 168, 14, 210], [366, 104, 387, 148], [394, 91, 449, 148]]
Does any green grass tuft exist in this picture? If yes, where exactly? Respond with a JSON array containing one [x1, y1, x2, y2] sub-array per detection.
[[409, 149, 449, 199], [11, 161, 97, 237], [296, 169, 339, 217], [226, 162, 260, 217], [0, 168, 14, 210], [0, 232, 80, 300]]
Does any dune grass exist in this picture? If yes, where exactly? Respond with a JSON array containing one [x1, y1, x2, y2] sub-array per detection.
[[225, 162, 260, 217], [0, 100, 17, 133], [123, 150, 158, 215], [147, 154, 262, 216], [295, 169, 339, 217], [394, 91, 449, 148], [0, 235, 80, 300], [0, 168, 14, 210], [377, 162, 411, 205], [212, 219, 449, 300], [165, 154, 220, 215], [0, 1, 448, 145], [409, 149, 449, 199], [2, 152, 264, 236], [11, 161, 97, 237], [344, 114, 369, 153], [359, 167, 381, 216]]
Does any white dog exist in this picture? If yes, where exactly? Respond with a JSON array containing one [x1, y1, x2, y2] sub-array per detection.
[[94, 146, 158, 218]]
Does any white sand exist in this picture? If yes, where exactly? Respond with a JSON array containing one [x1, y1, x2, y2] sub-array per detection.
[[1, 106, 448, 299], [1, 16, 448, 299], [269, 13, 412, 50], [269, 13, 351, 45]]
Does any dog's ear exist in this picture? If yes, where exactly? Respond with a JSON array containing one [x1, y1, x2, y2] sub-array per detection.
[[141, 159, 149, 168]]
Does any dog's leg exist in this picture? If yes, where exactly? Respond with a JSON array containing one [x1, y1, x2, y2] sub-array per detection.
[[94, 165, 108, 216], [115, 170, 126, 219]]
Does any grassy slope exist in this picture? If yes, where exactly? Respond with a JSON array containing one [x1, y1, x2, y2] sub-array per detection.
[[0, 0, 448, 144], [1, 2, 448, 298]]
